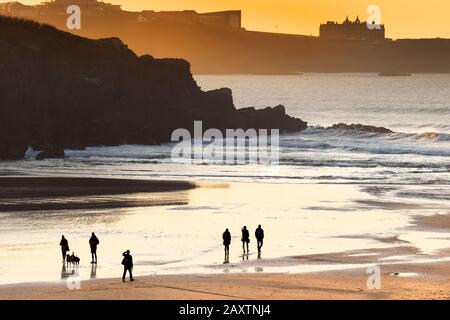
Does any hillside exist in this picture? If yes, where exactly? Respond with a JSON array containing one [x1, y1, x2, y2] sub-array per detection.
[[12, 9, 450, 74]]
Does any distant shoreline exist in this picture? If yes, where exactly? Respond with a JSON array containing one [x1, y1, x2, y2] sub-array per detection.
[[194, 71, 450, 75]]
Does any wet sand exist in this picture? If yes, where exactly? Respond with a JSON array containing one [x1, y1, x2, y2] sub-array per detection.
[[1, 259, 449, 300], [414, 214, 450, 231], [1, 178, 450, 299], [0, 177, 195, 198], [2, 236, 450, 300], [0, 177, 195, 211]]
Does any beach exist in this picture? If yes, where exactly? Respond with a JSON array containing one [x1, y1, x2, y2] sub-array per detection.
[[2, 259, 450, 300], [1, 176, 450, 299]]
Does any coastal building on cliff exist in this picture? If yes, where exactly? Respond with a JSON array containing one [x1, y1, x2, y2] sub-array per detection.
[[320, 16, 385, 41], [0, 0, 121, 16], [0, 0, 242, 29]]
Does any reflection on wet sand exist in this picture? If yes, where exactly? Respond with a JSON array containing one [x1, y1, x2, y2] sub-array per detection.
[[90, 264, 97, 279], [1, 182, 450, 286], [0, 191, 191, 230], [61, 263, 79, 280], [0, 177, 194, 212], [0, 191, 190, 212]]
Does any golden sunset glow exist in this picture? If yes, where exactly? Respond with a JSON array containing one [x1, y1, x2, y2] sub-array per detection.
[[18, 0, 450, 39]]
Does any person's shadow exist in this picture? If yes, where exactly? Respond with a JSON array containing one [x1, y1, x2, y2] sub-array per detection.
[[90, 263, 97, 279]]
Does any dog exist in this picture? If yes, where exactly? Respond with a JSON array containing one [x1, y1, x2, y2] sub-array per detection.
[[66, 252, 80, 266]]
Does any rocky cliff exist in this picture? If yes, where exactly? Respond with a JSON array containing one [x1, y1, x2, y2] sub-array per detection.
[[0, 16, 307, 160]]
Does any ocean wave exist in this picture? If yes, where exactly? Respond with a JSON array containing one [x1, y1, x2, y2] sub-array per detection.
[[396, 191, 450, 201], [296, 127, 450, 142], [281, 127, 450, 157], [279, 158, 449, 169], [343, 144, 450, 157], [413, 107, 450, 114]]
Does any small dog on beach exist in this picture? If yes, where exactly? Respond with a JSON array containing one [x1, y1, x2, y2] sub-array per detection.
[[66, 252, 80, 266]]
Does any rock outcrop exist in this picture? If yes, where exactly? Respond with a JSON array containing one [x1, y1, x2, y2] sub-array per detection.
[[0, 16, 307, 160], [327, 123, 393, 134], [35, 144, 65, 160], [0, 137, 28, 161], [236, 105, 307, 133]]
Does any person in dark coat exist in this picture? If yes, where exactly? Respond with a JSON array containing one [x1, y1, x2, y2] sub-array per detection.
[[222, 229, 231, 263], [89, 232, 100, 264], [122, 250, 134, 282], [241, 226, 250, 254], [60, 235, 69, 262], [255, 225, 264, 253]]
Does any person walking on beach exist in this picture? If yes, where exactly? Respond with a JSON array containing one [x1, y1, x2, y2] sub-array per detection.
[[89, 232, 100, 264], [255, 225, 264, 253], [60, 235, 69, 262], [241, 226, 250, 254], [121, 250, 134, 282], [223, 228, 231, 264]]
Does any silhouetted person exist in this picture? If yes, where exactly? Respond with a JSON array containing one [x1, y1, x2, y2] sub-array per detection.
[[89, 232, 100, 264], [241, 226, 250, 254], [223, 228, 231, 264], [122, 250, 134, 282], [255, 225, 264, 253], [60, 235, 69, 262]]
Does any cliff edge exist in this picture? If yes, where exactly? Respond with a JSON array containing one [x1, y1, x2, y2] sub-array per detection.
[[0, 16, 307, 160]]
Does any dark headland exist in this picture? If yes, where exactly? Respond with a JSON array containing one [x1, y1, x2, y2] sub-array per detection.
[[0, 15, 307, 160], [1, 1, 449, 74]]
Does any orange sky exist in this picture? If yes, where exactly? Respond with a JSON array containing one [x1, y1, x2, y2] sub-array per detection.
[[20, 0, 450, 39]]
